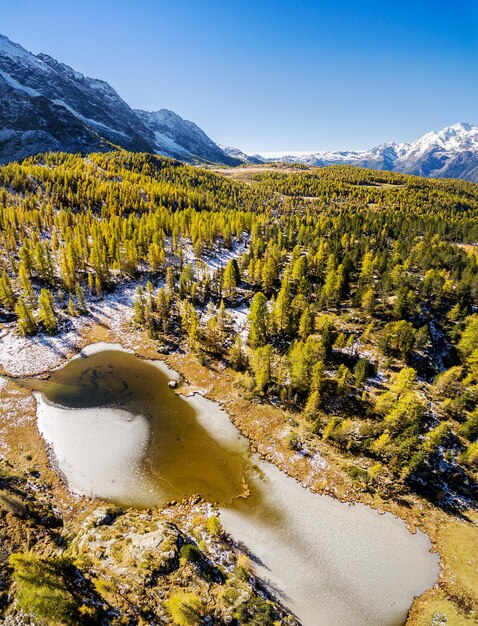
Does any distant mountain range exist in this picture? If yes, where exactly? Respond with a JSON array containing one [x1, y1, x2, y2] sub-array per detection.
[[1, 33, 477, 181], [223, 122, 478, 182], [0, 33, 238, 166]]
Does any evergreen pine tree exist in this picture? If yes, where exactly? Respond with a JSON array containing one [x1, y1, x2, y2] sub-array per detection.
[[67, 295, 77, 317], [0, 271, 16, 310], [38, 289, 58, 334], [222, 259, 241, 297], [15, 298, 37, 336], [75, 284, 87, 314], [298, 305, 314, 339], [133, 286, 145, 326], [248, 292, 268, 347], [19, 261, 35, 303], [229, 334, 246, 370], [251, 345, 273, 392]]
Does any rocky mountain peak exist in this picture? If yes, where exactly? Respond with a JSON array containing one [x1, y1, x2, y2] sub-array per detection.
[[0, 33, 237, 166]]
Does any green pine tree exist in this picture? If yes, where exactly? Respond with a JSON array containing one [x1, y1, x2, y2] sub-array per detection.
[[15, 298, 37, 336], [38, 289, 58, 334], [248, 292, 268, 347]]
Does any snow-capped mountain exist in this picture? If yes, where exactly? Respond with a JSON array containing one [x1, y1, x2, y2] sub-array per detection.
[[0, 33, 237, 165], [219, 145, 266, 165], [136, 109, 235, 164], [1, 33, 477, 180], [390, 123, 478, 180], [238, 123, 478, 182]]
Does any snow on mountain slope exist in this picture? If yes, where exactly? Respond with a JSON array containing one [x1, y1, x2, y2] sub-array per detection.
[[136, 109, 239, 165], [1, 32, 476, 179], [392, 123, 478, 179], [219, 145, 266, 164], [237, 123, 478, 182], [0, 33, 236, 165], [0, 34, 152, 155]]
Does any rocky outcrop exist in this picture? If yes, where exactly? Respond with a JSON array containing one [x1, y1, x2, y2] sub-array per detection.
[[72, 508, 180, 582]]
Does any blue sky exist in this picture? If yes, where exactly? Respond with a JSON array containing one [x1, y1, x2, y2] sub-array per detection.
[[1, 0, 477, 153]]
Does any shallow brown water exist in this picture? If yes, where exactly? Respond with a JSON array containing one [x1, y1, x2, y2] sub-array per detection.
[[19, 349, 250, 507], [16, 345, 439, 626]]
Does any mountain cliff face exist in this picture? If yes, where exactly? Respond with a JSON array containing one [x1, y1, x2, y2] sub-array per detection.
[[240, 123, 478, 182], [1, 33, 477, 179], [136, 109, 238, 165], [0, 33, 237, 165]]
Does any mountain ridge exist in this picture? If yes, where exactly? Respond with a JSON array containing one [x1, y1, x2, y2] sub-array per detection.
[[0, 33, 238, 166], [1, 32, 477, 180], [223, 122, 478, 182]]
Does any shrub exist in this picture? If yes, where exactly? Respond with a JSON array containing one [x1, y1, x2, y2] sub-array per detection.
[[166, 592, 202, 626], [9, 553, 81, 624], [205, 515, 222, 537], [458, 314, 478, 358], [287, 433, 301, 451], [347, 464, 367, 482], [235, 596, 276, 626], [180, 543, 202, 564], [459, 409, 478, 442], [459, 442, 478, 467], [380, 320, 416, 359], [322, 417, 341, 441], [234, 554, 252, 582], [367, 462, 383, 482], [354, 358, 376, 386]]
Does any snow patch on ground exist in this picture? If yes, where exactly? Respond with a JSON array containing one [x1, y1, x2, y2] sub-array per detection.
[[0, 237, 252, 377], [73, 342, 134, 360], [228, 305, 250, 340], [0, 320, 89, 377], [179, 234, 249, 279], [148, 359, 181, 381], [0, 283, 137, 376], [309, 451, 329, 472], [203, 236, 249, 273]]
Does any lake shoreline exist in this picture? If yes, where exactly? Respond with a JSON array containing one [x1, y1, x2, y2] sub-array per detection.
[[3, 325, 435, 529], [0, 317, 474, 623], [19, 343, 439, 625]]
